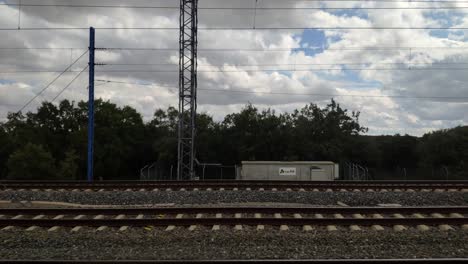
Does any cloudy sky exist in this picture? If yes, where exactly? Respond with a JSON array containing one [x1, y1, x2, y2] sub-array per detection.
[[0, 0, 467, 136]]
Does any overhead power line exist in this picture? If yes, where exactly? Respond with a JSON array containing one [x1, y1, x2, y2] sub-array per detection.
[[16, 50, 88, 113], [7, 66, 468, 74], [4, 3, 468, 10], [3, 26, 468, 31], [96, 79, 468, 102], [51, 65, 89, 103], [101, 62, 468, 67], [3, 46, 468, 52]]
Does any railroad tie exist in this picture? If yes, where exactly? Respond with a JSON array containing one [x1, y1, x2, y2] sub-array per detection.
[[392, 214, 407, 231], [325, 188, 332, 192], [255, 213, 264, 231], [180, 188, 186, 191], [48, 215, 65, 232], [286, 188, 292, 192], [245, 188, 251, 191], [152, 188, 159, 192], [98, 189, 105, 192], [435, 189, 445, 193], [233, 188, 238, 191], [315, 213, 335, 231], [166, 188, 172, 192], [72, 189, 79, 192], [366, 188, 375, 192], [299, 188, 306, 192], [94, 215, 107, 232], [125, 188, 132, 192], [421, 189, 431, 192], [294, 213, 312, 232], [84, 189, 92, 192], [219, 188, 225, 191], [193, 188, 199, 192], [449, 213, 468, 230], [312, 188, 319, 192], [32, 188, 40, 192], [189, 214, 203, 231], [165, 214, 183, 231], [331, 214, 344, 231], [116, 215, 128, 232], [139, 188, 146, 192], [450, 213, 464, 218], [412, 213, 430, 231], [206, 188, 213, 192], [271, 188, 278, 192], [406, 189, 415, 193], [371, 214, 385, 231], [379, 189, 387, 193], [3, 215, 23, 231], [259, 188, 265, 191], [212, 213, 222, 231], [431, 213, 454, 231], [71, 215, 86, 232], [350, 214, 363, 231], [461, 188, 468, 193], [234, 213, 243, 231], [26, 214, 45, 231], [448, 189, 457, 192], [340, 189, 347, 192], [275, 213, 288, 231], [134, 214, 145, 230]]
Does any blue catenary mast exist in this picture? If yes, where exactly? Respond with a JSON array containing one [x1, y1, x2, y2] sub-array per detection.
[[87, 27, 95, 182]]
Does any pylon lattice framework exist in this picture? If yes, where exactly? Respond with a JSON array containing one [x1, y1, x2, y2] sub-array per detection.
[[177, 0, 198, 180]]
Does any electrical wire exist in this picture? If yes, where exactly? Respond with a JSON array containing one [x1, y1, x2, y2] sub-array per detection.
[[7, 65, 468, 74], [95, 79, 468, 101], [1, 46, 467, 51], [4, 3, 468, 10], [16, 50, 88, 113], [3, 26, 468, 31], [51, 65, 89, 103]]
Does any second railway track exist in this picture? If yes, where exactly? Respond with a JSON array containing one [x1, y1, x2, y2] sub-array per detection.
[[0, 206, 467, 232], [1, 180, 468, 192]]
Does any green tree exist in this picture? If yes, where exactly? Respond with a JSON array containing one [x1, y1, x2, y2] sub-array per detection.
[[58, 149, 79, 180], [7, 143, 57, 180]]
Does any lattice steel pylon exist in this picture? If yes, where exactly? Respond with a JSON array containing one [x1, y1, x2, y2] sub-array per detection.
[[177, 0, 198, 180]]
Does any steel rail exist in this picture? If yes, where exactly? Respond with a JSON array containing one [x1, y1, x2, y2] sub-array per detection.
[[0, 180, 467, 190], [1, 259, 467, 263], [1, 180, 467, 184], [0, 206, 467, 216], [0, 217, 466, 227]]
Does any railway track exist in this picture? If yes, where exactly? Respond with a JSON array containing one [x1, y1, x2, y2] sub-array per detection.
[[1, 180, 467, 192], [0, 206, 466, 232], [1, 259, 467, 263]]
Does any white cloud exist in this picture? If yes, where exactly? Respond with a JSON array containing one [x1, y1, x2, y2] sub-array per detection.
[[0, 1, 466, 135]]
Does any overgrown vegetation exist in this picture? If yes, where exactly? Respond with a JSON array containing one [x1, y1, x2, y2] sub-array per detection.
[[0, 99, 466, 180]]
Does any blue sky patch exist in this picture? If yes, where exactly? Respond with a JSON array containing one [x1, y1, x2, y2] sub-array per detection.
[[0, 79, 15, 85]]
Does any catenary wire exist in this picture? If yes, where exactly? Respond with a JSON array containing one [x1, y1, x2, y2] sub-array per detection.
[[4, 26, 468, 30], [6, 66, 468, 74], [16, 50, 88, 113], [95, 79, 468, 101], [4, 3, 468, 10], [51, 65, 89, 103]]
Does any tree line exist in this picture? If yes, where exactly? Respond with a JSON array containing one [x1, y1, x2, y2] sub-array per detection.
[[0, 99, 466, 180]]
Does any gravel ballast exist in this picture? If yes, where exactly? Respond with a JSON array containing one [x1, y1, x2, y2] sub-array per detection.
[[0, 229, 466, 260], [0, 190, 466, 206]]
